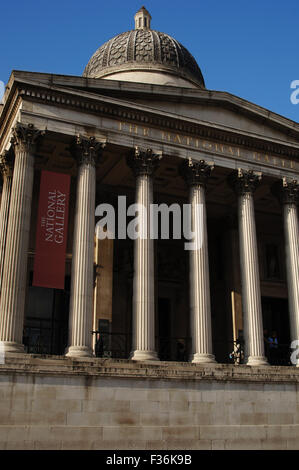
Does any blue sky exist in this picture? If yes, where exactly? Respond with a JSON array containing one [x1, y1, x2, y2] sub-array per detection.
[[1, 0, 299, 122]]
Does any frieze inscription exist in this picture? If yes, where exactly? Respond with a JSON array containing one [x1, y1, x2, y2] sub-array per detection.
[[117, 121, 298, 172]]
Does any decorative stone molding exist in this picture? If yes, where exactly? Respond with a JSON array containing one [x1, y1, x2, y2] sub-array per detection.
[[15, 85, 299, 159], [11, 123, 44, 154], [229, 168, 262, 195], [126, 146, 162, 177], [71, 135, 105, 166], [180, 158, 214, 187]]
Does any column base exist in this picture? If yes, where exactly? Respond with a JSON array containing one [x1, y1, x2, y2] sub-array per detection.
[[0, 341, 25, 355], [65, 346, 93, 358], [190, 353, 217, 364], [246, 355, 269, 366], [129, 350, 159, 361]]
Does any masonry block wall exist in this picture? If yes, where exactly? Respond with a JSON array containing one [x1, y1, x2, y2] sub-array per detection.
[[0, 357, 299, 450]]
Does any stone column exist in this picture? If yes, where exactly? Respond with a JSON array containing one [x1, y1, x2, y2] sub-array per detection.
[[0, 151, 14, 294], [66, 136, 103, 358], [0, 123, 43, 353], [230, 169, 268, 366], [127, 147, 161, 361], [180, 158, 216, 363], [280, 178, 299, 366]]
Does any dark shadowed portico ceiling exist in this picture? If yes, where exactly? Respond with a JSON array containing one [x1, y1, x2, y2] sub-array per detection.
[[83, 6, 205, 89]]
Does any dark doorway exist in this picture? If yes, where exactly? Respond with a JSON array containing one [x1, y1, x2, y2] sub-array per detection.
[[23, 274, 70, 355], [158, 297, 172, 360], [262, 297, 290, 365]]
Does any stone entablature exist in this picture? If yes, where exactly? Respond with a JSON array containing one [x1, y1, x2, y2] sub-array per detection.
[[16, 85, 299, 161], [1, 72, 299, 171]]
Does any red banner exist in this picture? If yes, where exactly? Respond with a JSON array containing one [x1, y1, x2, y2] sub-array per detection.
[[33, 170, 71, 289]]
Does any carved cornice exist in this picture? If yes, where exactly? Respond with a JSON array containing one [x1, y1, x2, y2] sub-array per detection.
[[228, 168, 262, 195], [126, 146, 162, 177], [11, 123, 44, 154], [0, 149, 14, 178], [15, 85, 299, 161], [179, 158, 214, 187], [71, 136, 105, 166]]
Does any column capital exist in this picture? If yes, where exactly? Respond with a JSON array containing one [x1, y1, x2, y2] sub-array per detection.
[[229, 168, 262, 195], [0, 149, 14, 178], [271, 177, 299, 206], [127, 146, 162, 177], [72, 136, 105, 166], [179, 158, 214, 187], [281, 177, 299, 205], [11, 123, 44, 153]]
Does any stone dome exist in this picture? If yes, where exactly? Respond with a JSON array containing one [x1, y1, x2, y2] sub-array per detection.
[[83, 7, 205, 89]]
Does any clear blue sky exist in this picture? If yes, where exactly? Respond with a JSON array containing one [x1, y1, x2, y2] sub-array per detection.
[[1, 0, 299, 122]]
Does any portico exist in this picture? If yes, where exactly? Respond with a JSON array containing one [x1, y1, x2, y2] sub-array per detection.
[[0, 0, 298, 367], [0, 70, 298, 366]]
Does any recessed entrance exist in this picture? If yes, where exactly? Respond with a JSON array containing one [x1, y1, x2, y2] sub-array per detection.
[[262, 296, 290, 365], [23, 274, 70, 355]]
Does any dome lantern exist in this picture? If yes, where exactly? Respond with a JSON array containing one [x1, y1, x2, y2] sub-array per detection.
[[134, 6, 152, 30]]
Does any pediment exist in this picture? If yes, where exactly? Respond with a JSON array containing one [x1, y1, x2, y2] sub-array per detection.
[[1, 71, 299, 161]]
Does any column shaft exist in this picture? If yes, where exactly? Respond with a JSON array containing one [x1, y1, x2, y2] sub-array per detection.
[[130, 174, 157, 360], [189, 184, 215, 363], [0, 124, 41, 352], [233, 170, 267, 366], [0, 165, 13, 294], [281, 179, 299, 365], [127, 147, 161, 361], [180, 158, 215, 364], [284, 204, 299, 342], [66, 137, 101, 357]]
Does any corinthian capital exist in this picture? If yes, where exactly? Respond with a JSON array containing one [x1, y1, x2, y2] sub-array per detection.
[[228, 168, 262, 195], [180, 158, 214, 186], [281, 177, 299, 205], [127, 147, 162, 177], [72, 136, 105, 166], [0, 149, 14, 178], [11, 123, 44, 153]]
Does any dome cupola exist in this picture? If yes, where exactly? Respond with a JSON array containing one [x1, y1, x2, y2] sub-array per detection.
[[83, 7, 205, 89]]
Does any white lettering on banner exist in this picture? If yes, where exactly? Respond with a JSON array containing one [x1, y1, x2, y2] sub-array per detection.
[[41, 190, 66, 244]]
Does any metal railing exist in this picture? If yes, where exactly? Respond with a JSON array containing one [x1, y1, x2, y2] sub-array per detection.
[[23, 327, 294, 366]]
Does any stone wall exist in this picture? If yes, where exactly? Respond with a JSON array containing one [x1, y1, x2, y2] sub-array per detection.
[[0, 355, 299, 449]]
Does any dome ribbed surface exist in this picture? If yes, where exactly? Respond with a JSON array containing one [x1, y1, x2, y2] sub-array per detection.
[[83, 29, 205, 88]]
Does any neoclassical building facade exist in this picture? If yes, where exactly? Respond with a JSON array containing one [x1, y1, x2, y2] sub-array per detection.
[[0, 7, 299, 450], [0, 7, 298, 367]]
